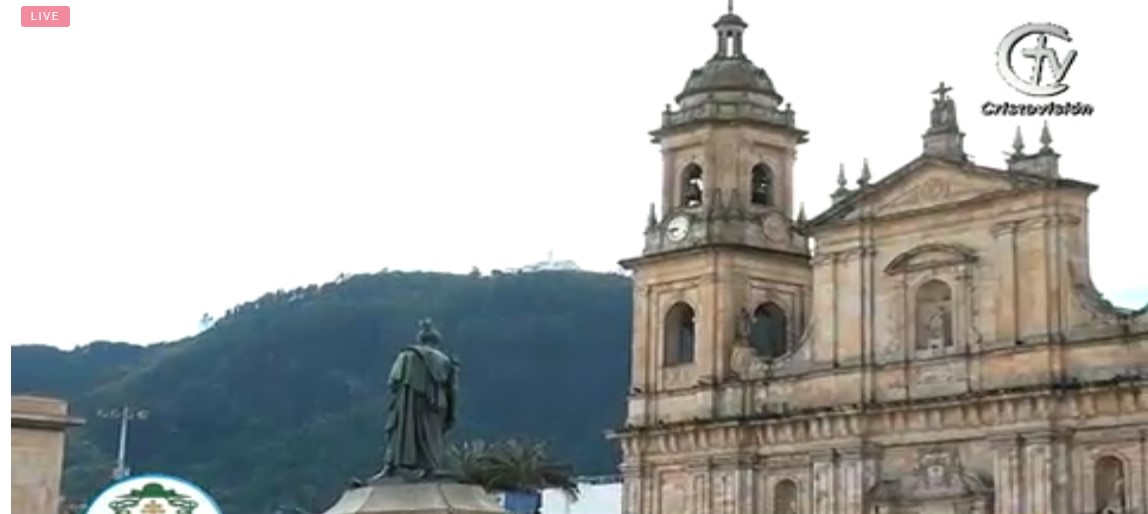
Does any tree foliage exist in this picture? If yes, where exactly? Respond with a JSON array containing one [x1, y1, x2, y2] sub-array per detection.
[[12, 270, 631, 514], [452, 439, 579, 501]]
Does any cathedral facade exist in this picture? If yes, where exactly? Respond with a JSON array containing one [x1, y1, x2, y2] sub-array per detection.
[[611, 9, 1148, 514]]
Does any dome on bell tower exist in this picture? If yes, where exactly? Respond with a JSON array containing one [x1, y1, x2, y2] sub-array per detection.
[[674, 6, 782, 106], [652, 4, 800, 142], [677, 58, 781, 104]]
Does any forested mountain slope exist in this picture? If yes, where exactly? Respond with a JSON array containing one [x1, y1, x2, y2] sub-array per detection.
[[12, 270, 632, 514]]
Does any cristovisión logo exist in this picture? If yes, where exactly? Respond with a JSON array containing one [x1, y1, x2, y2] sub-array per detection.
[[997, 22, 1076, 97], [83, 474, 222, 514], [983, 22, 1094, 117]]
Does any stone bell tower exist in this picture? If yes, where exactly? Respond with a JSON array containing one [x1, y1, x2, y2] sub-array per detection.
[[640, 9, 810, 260], [619, 4, 814, 420]]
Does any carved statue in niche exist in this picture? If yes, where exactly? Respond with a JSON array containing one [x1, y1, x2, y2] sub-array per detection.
[[1095, 456, 1127, 514], [779, 496, 796, 514], [1103, 476, 1126, 514], [726, 307, 758, 379], [925, 306, 950, 349], [773, 480, 798, 514], [915, 280, 953, 350]]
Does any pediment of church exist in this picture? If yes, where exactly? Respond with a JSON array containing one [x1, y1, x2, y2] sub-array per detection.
[[853, 162, 1012, 221], [809, 157, 1029, 229]]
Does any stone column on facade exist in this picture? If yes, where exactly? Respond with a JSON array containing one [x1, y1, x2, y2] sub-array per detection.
[[811, 451, 837, 514], [1139, 428, 1148, 514], [862, 245, 879, 405], [687, 460, 712, 514], [633, 285, 653, 396], [697, 277, 720, 385], [810, 253, 838, 363], [991, 221, 1019, 343], [835, 250, 863, 364], [1025, 432, 1054, 514], [836, 446, 876, 514], [731, 456, 756, 514], [711, 462, 739, 514], [1051, 430, 1074, 514], [991, 434, 1022, 514], [621, 463, 643, 514], [1016, 218, 1052, 340]]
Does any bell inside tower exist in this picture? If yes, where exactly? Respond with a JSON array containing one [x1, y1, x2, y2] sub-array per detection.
[[681, 164, 704, 208]]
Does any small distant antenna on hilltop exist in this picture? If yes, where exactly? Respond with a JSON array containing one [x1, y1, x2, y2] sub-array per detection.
[[199, 313, 215, 331]]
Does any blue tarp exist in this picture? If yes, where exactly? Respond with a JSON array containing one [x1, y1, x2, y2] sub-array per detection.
[[500, 491, 542, 514]]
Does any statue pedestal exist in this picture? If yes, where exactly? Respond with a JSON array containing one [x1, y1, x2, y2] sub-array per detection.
[[321, 481, 506, 514]]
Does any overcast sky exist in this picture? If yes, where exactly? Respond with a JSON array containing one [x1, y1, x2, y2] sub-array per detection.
[[2, 1, 1145, 348]]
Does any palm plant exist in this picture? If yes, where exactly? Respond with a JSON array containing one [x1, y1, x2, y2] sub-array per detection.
[[449, 438, 580, 502]]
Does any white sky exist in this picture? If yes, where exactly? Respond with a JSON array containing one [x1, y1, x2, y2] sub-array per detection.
[[2, 1, 1145, 348]]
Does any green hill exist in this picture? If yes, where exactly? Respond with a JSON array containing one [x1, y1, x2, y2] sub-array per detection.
[[11, 270, 633, 514]]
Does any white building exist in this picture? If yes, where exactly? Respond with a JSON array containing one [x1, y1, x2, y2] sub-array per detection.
[[541, 476, 621, 514], [511, 251, 581, 273]]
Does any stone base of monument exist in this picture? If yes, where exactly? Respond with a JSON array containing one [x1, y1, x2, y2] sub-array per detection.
[[321, 480, 506, 514]]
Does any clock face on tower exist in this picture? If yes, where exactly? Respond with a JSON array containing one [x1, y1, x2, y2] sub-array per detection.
[[762, 212, 788, 243], [666, 215, 691, 242]]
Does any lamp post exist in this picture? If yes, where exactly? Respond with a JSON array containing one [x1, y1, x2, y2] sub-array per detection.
[[96, 407, 149, 480]]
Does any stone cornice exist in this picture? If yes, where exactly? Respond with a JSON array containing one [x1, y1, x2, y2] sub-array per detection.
[[620, 242, 810, 270], [614, 380, 1146, 461], [12, 412, 85, 431]]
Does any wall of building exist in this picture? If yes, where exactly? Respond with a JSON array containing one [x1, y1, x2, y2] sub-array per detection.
[[542, 480, 622, 514], [12, 396, 84, 514]]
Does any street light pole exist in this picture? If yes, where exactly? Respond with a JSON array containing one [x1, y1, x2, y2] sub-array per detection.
[[96, 407, 149, 481]]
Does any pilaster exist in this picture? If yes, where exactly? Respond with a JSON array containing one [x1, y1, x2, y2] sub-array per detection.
[[620, 463, 645, 514], [1024, 431, 1054, 514], [811, 450, 837, 514], [688, 460, 712, 514], [1051, 430, 1074, 514], [991, 221, 1019, 343], [991, 434, 1023, 514], [732, 456, 756, 514], [837, 446, 878, 514]]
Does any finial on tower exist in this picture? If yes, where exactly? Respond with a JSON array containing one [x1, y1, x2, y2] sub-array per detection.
[[645, 202, 659, 233], [857, 158, 872, 186], [1012, 127, 1025, 155], [727, 0, 734, 13], [1006, 122, 1060, 177], [1040, 121, 1053, 151], [832, 163, 850, 202], [796, 202, 807, 225]]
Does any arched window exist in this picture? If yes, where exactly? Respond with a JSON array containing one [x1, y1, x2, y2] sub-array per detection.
[[915, 279, 953, 350], [749, 302, 788, 358], [751, 163, 773, 206], [773, 479, 798, 514], [663, 302, 696, 365], [1095, 456, 1127, 514], [681, 164, 704, 208]]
